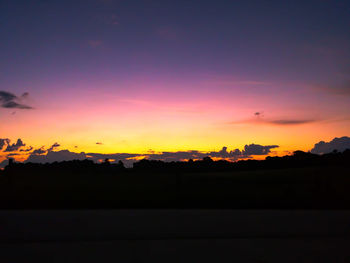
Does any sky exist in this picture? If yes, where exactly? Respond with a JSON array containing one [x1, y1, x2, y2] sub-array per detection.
[[1, 0, 350, 164]]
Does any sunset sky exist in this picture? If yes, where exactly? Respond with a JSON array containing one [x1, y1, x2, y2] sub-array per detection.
[[1, 0, 350, 164]]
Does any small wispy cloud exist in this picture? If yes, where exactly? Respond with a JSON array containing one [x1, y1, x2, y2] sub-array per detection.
[[267, 119, 317, 125], [230, 112, 319, 126], [310, 77, 350, 96]]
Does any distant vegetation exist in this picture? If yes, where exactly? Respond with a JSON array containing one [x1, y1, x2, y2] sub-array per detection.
[[0, 150, 349, 209]]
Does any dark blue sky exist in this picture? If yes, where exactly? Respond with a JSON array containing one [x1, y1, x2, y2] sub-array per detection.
[[1, 0, 350, 88]]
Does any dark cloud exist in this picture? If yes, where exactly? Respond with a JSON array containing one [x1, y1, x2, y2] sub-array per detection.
[[267, 119, 317, 125], [96, 142, 103, 145], [0, 91, 33, 109], [32, 147, 47, 155], [20, 146, 33, 152], [0, 159, 9, 168], [310, 136, 350, 154], [48, 142, 60, 151], [0, 138, 10, 150], [4, 139, 26, 152], [21, 92, 29, 98], [6, 153, 20, 157], [26, 150, 87, 163], [23, 144, 279, 167], [242, 144, 279, 155], [231, 112, 318, 126]]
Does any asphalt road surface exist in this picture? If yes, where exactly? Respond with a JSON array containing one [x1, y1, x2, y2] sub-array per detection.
[[1, 210, 350, 262]]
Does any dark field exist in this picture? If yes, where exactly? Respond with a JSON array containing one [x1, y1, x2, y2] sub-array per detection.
[[1, 165, 350, 209]]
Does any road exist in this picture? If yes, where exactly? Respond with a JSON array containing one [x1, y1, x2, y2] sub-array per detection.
[[1, 210, 350, 262]]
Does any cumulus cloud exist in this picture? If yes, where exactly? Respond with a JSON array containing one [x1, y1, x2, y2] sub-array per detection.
[[310, 136, 350, 154], [22, 144, 279, 167], [4, 139, 26, 152], [242, 144, 279, 155], [0, 91, 33, 109], [26, 150, 87, 163]]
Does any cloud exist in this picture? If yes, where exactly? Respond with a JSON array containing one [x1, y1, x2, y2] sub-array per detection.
[[0, 138, 10, 150], [242, 144, 279, 155], [4, 139, 26, 152], [0, 159, 9, 168], [48, 142, 60, 151], [6, 153, 20, 157], [26, 150, 87, 163], [310, 136, 350, 154], [313, 79, 350, 96], [20, 146, 33, 152], [96, 142, 103, 145], [22, 144, 279, 167], [0, 91, 33, 109], [32, 147, 47, 155], [267, 119, 317, 125], [21, 92, 29, 98], [231, 112, 318, 126]]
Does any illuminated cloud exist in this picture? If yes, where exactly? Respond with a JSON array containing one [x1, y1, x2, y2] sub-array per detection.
[[0, 91, 33, 109], [310, 136, 350, 154]]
